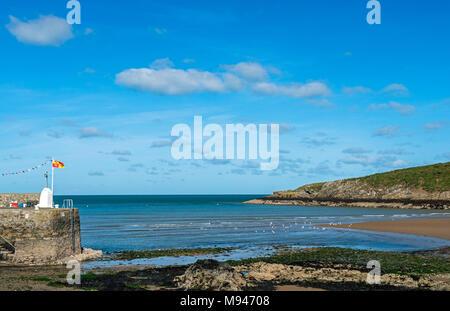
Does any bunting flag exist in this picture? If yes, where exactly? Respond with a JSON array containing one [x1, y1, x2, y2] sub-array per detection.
[[1, 160, 50, 177], [52, 160, 65, 168]]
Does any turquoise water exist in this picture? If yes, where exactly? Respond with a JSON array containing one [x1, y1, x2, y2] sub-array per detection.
[[55, 195, 450, 257]]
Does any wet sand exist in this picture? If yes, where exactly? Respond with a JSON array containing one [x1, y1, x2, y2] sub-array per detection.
[[320, 218, 450, 240]]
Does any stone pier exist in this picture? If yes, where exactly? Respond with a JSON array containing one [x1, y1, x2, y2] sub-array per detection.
[[0, 208, 82, 264]]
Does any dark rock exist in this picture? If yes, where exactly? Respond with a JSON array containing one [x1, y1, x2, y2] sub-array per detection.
[[174, 259, 247, 291]]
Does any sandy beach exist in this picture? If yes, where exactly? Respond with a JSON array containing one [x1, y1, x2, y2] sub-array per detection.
[[320, 218, 450, 241]]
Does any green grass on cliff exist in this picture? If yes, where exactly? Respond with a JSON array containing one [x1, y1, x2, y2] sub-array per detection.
[[355, 162, 450, 192], [296, 162, 450, 193], [295, 182, 326, 193]]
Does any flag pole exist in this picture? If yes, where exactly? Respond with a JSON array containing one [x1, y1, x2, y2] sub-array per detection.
[[51, 157, 54, 207]]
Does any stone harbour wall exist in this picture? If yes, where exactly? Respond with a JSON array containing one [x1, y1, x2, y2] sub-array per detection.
[[0, 193, 39, 208], [0, 208, 82, 264]]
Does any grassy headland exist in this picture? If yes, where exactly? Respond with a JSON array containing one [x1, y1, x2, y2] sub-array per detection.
[[246, 162, 450, 209], [334, 162, 448, 192]]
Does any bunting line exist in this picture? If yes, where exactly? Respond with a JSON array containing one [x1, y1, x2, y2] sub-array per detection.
[[1, 160, 50, 177]]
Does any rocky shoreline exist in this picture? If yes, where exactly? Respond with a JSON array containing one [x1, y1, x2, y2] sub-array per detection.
[[0, 248, 103, 266], [244, 197, 450, 209], [173, 259, 450, 291], [1, 246, 449, 291]]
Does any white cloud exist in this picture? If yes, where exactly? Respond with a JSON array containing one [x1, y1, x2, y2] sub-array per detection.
[[342, 86, 373, 94], [47, 130, 63, 139], [342, 86, 373, 95], [342, 147, 371, 154], [154, 27, 167, 35], [111, 149, 132, 155], [389, 101, 415, 115], [223, 62, 268, 81], [252, 81, 331, 98], [6, 15, 73, 46], [279, 123, 295, 134], [116, 67, 237, 95], [84, 28, 94, 35], [151, 140, 172, 148], [266, 66, 282, 76], [382, 83, 409, 95], [116, 60, 330, 98], [83, 68, 96, 74], [150, 58, 174, 69], [79, 127, 113, 138], [307, 161, 335, 176], [222, 72, 243, 91], [368, 103, 389, 110], [369, 101, 415, 115], [300, 136, 336, 147], [392, 159, 410, 167], [424, 120, 449, 131], [342, 156, 375, 166], [378, 148, 410, 155], [339, 155, 402, 168], [372, 126, 399, 137]]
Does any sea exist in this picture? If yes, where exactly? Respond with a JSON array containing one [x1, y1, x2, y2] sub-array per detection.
[[54, 195, 450, 268]]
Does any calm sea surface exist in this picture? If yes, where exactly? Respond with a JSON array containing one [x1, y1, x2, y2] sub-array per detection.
[[55, 195, 450, 257]]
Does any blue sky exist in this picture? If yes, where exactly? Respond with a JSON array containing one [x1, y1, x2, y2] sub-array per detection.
[[1, 0, 449, 195]]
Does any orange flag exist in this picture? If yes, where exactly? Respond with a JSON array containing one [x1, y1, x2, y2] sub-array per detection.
[[52, 160, 65, 168]]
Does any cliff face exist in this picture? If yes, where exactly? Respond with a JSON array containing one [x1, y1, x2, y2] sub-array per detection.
[[245, 162, 450, 209]]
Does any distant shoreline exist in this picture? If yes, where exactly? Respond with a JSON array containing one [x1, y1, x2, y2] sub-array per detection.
[[244, 197, 450, 210], [319, 218, 450, 241]]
